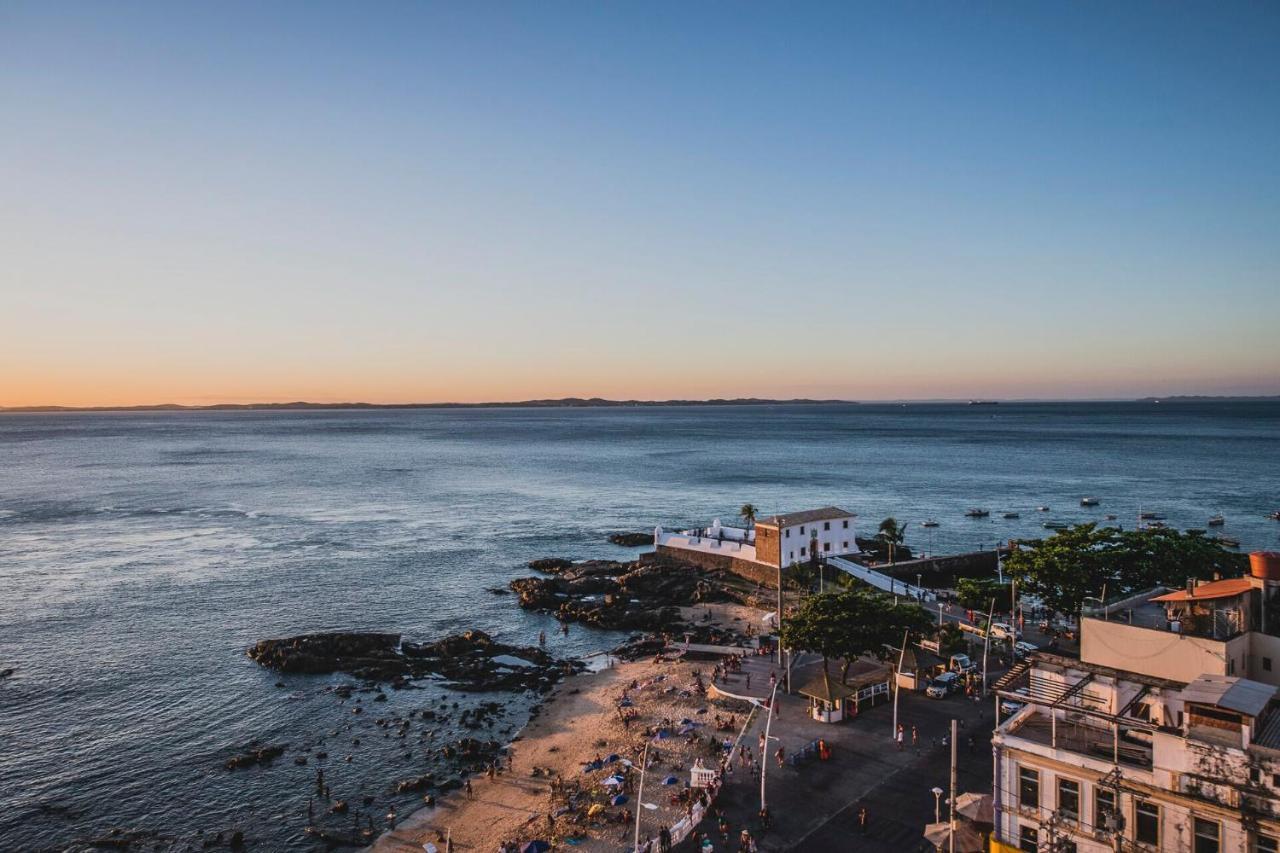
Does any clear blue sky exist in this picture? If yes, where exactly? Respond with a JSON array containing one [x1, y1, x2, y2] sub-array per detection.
[[2, 2, 1277, 404]]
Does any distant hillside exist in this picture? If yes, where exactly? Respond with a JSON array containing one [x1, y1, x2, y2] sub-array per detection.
[[1135, 395, 1280, 402], [0, 397, 857, 414]]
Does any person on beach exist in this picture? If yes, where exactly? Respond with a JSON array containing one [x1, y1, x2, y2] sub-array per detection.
[[912, 725, 919, 751], [774, 746, 785, 767], [896, 724, 904, 750], [464, 778, 473, 798], [539, 630, 546, 647]]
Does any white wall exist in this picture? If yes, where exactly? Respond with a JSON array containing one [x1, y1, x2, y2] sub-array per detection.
[[776, 516, 855, 565]]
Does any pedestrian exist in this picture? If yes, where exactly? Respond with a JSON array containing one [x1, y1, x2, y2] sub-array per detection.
[[464, 778, 473, 798], [911, 725, 919, 749], [745, 673, 751, 689], [968, 735, 975, 754], [858, 805, 868, 835], [895, 723, 904, 751], [539, 630, 546, 646], [774, 746, 785, 768], [758, 733, 766, 753]]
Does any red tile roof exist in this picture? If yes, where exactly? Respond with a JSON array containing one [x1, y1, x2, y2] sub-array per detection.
[[1150, 577, 1253, 603]]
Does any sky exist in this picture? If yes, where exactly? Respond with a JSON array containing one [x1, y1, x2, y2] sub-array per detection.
[[2, 2, 1278, 406]]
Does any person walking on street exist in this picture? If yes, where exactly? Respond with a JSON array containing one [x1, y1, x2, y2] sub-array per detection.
[[895, 724, 904, 751], [858, 806, 869, 835]]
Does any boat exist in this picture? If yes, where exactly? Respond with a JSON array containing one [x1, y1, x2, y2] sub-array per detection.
[[1036, 506, 1050, 512], [1144, 520, 1167, 529], [1105, 514, 1118, 521], [921, 520, 939, 528], [1080, 497, 1100, 506], [1270, 511, 1280, 521], [968, 400, 998, 406], [965, 508, 989, 518], [1002, 512, 1020, 519], [1139, 511, 1166, 521], [1043, 521, 1069, 531], [1207, 515, 1225, 527], [1216, 536, 1241, 548]]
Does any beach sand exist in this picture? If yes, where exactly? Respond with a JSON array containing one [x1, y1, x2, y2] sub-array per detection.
[[370, 602, 767, 852]]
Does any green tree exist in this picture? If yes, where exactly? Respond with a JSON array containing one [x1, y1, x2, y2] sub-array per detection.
[[955, 577, 1011, 613], [740, 503, 758, 528], [877, 517, 906, 564], [1003, 523, 1245, 618], [780, 588, 932, 683]]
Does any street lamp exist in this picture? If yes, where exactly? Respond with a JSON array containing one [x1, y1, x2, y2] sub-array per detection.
[[931, 787, 944, 823]]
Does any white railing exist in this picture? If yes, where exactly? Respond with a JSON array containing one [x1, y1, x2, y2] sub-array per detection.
[[827, 556, 936, 602]]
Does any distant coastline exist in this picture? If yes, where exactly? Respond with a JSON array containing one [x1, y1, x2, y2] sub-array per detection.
[[4, 395, 1278, 414], [0, 397, 856, 413]]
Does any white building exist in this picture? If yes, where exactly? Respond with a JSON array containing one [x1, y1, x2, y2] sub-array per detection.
[[654, 506, 857, 572], [991, 558, 1280, 853]]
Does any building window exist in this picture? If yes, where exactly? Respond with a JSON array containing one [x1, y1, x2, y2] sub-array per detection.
[[1194, 818, 1219, 853], [788, 551, 794, 562], [842, 541, 848, 550], [800, 525, 805, 535], [1095, 787, 1116, 832], [1018, 767, 1039, 811], [823, 542, 831, 552], [1135, 800, 1159, 846], [1257, 834, 1279, 853], [1019, 825, 1038, 853], [785, 529, 790, 538], [1057, 777, 1079, 822], [842, 519, 849, 528], [800, 546, 806, 557], [1265, 657, 1273, 672], [823, 521, 830, 530]]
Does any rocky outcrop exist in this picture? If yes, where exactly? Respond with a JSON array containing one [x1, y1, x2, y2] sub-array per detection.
[[528, 557, 572, 572], [224, 744, 285, 770], [248, 630, 583, 693], [509, 558, 723, 632], [608, 532, 653, 547]]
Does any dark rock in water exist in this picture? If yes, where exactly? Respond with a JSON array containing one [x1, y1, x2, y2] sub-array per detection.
[[608, 532, 653, 547], [246, 632, 403, 678], [528, 557, 572, 572], [0, 667, 14, 679], [396, 774, 434, 792], [249, 629, 583, 693], [486, 586, 511, 595], [224, 744, 285, 770], [329, 800, 348, 814]]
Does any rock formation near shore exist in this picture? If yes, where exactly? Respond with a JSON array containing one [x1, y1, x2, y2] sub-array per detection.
[[247, 630, 584, 692], [607, 531, 653, 546]]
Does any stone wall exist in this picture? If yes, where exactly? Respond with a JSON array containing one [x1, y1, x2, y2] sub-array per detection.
[[873, 549, 1001, 588], [754, 525, 781, 568], [654, 544, 783, 588]]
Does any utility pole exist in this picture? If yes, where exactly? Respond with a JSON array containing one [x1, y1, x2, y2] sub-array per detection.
[[633, 739, 649, 852], [949, 718, 958, 853], [760, 681, 779, 812], [892, 629, 909, 741], [982, 597, 995, 697]]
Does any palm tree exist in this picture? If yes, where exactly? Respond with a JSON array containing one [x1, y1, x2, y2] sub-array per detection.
[[740, 503, 758, 528], [878, 517, 905, 564]]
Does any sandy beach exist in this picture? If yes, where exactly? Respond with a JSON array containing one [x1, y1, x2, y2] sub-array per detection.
[[371, 602, 766, 853]]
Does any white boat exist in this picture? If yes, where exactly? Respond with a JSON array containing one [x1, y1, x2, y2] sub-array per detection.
[[1207, 515, 1225, 527], [1080, 497, 1100, 507], [965, 508, 989, 518], [921, 520, 939, 528], [1036, 506, 1050, 512]]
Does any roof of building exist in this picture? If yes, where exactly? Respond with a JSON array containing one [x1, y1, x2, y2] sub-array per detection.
[[798, 663, 890, 702], [1181, 674, 1276, 718], [755, 506, 854, 527], [1150, 577, 1253, 603]]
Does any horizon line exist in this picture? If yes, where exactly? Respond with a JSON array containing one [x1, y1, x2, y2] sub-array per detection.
[[5, 394, 1278, 414]]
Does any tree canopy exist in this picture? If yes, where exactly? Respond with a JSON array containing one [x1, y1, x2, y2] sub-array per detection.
[[740, 504, 758, 527], [955, 576, 1011, 613], [1003, 523, 1247, 617], [780, 587, 933, 682]]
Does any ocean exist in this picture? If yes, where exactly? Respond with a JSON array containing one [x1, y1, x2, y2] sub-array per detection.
[[1, 402, 1277, 850]]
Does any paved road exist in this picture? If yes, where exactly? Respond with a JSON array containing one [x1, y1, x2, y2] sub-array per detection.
[[674, 654, 996, 852]]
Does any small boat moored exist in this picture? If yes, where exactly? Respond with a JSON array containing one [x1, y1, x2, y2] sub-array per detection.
[[1080, 497, 1100, 507], [921, 520, 939, 528], [1207, 515, 1225, 527], [1002, 512, 1020, 519], [1036, 506, 1050, 512], [1216, 536, 1241, 548], [1139, 511, 1166, 521], [965, 508, 990, 518], [1043, 521, 1069, 531]]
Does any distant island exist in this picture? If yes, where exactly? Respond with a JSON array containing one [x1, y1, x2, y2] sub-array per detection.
[[0, 397, 856, 413], [1135, 395, 1280, 402]]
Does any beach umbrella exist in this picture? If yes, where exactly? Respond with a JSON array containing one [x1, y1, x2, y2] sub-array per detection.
[[662, 775, 678, 786], [678, 726, 694, 735], [611, 794, 628, 806], [955, 792, 995, 825], [422, 845, 438, 853], [619, 758, 633, 767], [653, 730, 669, 740], [923, 821, 983, 853], [590, 759, 603, 769], [601, 775, 624, 787], [605, 753, 620, 762], [521, 841, 551, 853]]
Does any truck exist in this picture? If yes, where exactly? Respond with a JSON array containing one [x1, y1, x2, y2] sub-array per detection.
[[949, 653, 978, 675]]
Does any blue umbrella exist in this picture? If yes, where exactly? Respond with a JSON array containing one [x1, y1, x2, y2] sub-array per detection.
[[605, 753, 620, 763], [611, 794, 628, 806], [653, 730, 669, 740], [663, 776, 678, 786], [522, 842, 551, 853]]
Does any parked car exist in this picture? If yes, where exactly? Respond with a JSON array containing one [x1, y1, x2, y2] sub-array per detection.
[[1001, 687, 1030, 715], [990, 622, 1020, 640], [1013, 640, 1038, 658], [949, 654, 978, 675], [927, 671, 961, 699]]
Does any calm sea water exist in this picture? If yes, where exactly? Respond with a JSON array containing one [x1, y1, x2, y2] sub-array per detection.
[[1, 403, 1278, 850]]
